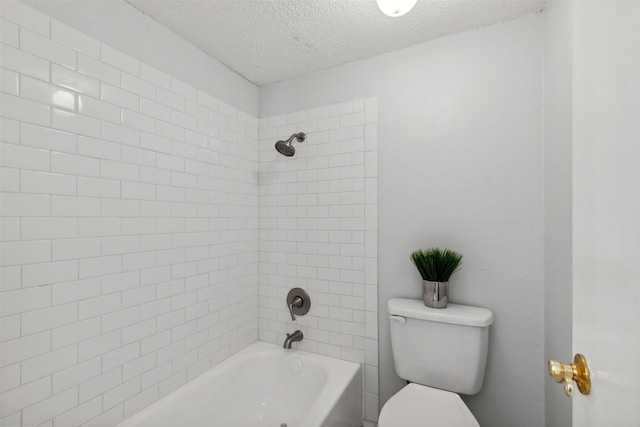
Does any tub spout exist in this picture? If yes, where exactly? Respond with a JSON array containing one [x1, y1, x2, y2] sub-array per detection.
[[283, 330, 303, 349]]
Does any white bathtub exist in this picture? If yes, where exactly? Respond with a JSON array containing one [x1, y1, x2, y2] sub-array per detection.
[[117, 341, 362, 427]]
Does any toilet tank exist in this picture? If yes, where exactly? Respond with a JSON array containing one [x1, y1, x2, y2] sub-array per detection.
[[388, 298, 493, 395]]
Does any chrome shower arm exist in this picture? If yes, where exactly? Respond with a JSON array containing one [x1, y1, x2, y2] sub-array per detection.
[[287, 132, 305, 143]]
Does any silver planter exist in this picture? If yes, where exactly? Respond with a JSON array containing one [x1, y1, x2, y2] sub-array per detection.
[[423, 281, 449, 308]]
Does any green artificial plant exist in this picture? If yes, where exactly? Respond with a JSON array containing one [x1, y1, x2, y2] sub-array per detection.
[[410, 247, 463, 282]]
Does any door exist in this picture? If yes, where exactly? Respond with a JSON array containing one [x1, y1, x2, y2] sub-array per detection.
[[572, 1, 640, 426]]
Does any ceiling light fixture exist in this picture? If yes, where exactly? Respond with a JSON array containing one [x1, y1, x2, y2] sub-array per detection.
[[376, 0, 417, 17]]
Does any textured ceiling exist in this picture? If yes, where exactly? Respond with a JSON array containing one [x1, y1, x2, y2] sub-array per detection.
[[127, 0, 543, 86]]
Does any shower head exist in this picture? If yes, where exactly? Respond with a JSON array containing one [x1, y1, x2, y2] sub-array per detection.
[[275, 140, 295, 157], [275, 132, 306, 157]]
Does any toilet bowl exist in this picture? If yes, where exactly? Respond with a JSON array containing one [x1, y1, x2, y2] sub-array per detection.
[[381, 298, 493, 426], [378, 383, 479, 427]]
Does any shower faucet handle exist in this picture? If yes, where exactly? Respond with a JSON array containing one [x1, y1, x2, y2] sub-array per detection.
[[286, 288, 311, 321], [288, 296, 303, 321]]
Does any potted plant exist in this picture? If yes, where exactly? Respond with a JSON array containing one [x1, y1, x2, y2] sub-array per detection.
[[410, 247, 463, 308]]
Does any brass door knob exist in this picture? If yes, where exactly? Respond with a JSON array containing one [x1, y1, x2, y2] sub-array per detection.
[[548, 354, 591, 397]]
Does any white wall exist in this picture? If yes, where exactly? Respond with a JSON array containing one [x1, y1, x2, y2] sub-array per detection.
[[0, 3, 259, 425], [543, 1, 573, 425], [258, 99, 379, 420], [260, 14, 545, 427], [24, 0, 259, 117]]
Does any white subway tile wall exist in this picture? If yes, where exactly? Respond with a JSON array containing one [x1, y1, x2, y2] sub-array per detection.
[[0, 2, 259, 426], [258, 99, 379, 421]]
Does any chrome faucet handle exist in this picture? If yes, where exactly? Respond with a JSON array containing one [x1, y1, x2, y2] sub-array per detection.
[[286, 288, 311, 321], [288, 296, 303, 321]]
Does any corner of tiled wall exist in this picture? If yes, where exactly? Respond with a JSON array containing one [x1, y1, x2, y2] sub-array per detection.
[[257, 97, 379, 421], [0, 2, 259, 425]]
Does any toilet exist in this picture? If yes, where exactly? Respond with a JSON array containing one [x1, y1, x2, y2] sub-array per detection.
[[379, 298, 493, 426]]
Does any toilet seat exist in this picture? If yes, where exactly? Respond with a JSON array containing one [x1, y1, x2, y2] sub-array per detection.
[[378, 383, 480, 427]]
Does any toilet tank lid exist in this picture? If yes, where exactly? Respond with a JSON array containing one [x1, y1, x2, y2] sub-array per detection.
[[387, 298, 493, 327]]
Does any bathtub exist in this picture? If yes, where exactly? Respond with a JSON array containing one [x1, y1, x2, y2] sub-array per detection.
[[117, 341, 362, 427]]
